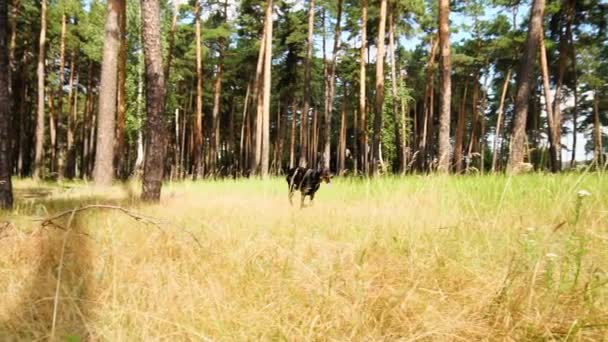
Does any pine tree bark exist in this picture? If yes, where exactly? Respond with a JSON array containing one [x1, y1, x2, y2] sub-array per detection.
[[568, 24, 578, 167], [388, 10, 404, 173], [593, 92, 603, 166], [508, 0, 544, 173], [454, 82, 468, 173], [140, 0, 166, 201], [289, 99, 296, 169], [0, 0, 13, 208], [371, 0, 387, 175], [337, 94, 346, 174], [115, 0, 127, 178], [65, 54, 77, 179], [239, 81, 251, 171], [299, 0, 314, 167], [550, 0, 574, 170], [211, 37, 226, 174], [56, 13, 67, 179], [33, 0, 47, 180], [539, 33, 559, 172], [359, 0, 367, 175], [253, 18, 267, 174], [322, 0, 342, 171], [418, 37, 438, 171], [48, 88, 57, 174], [437, 0, 452, 173], [260, 0, 273, 178], [491, 68, 511, 172], [93, 0, 121, 186], [193, 1, 204, 178]]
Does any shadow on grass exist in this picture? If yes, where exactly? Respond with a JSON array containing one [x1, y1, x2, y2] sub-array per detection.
[[1, 183, 141, 340], [0, 218, 94, 340]]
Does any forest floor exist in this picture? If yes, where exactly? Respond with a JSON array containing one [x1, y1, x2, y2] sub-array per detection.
[[1, 173, 607, 340]]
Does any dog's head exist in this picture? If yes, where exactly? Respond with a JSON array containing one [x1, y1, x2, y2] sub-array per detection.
[[318, 168, 332, 184]]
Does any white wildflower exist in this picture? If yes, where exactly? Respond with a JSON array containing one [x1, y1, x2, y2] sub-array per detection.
[[577, 190, 591, 198], [546, 252, 558, 259]]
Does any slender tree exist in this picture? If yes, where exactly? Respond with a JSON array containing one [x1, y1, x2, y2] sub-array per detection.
[[140, 0, 166, 201], [32, 0, 47, 180], [491, 68, 512, 172], [260, 0, 273, 178], [211, 2, 228, 174], [388, 9, 404, 173], [193, 0, 204, 178], [539, 31, 559, 172], [592, 93, 603, 166], [115, 0, 127, 178], [322, 0, 342, 170], [0, 0, 13, 208], [56, 13, 67, 178], [508, 0, 544, 173], [359, 0, 367, 174], [93, 0, 122, 186], [371, 0, 387, 175], [454, 82, 468, 172], [437, 0, 452, 173], [300, 0, 314, 167]]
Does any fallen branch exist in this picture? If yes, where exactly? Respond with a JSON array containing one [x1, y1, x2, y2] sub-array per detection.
[[35, 204, 202, 248]]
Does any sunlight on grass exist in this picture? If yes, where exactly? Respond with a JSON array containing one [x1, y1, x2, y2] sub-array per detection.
[[1, 174, 607, 340]]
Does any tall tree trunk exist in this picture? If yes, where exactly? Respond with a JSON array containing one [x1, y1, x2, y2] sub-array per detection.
[[359, 0, 367, 175], [289, 100, 296, 169], [82, 62, 94, 178], [93, 0, 121, 186], [539, 32, 559, 172], [466, 76, 479, 163], [211, 37, 226, 174], [16, 52, 28, 176], [593, 92, 603, 166], [454, 82, 468, 173], [508, 0, 545, 173], [193, 1, 204, 178], [228, 97, 235, 174], [253, 18, 267, 174], [299, 0, 314, 167], [322, 0, 342, 171], [491, 68, 511, 172], [568, 25, 577, 167], [418, 37, 438, 171], [239, 81, 251, 171], [388, 9, 403, 173], [65, 54, 77, 179], [140, 0, 166, 201], [437, 0, 452, 173], [32, 0, 47, 180], [551, 0, 574, 170], [115, 0, 127, 178], [371, 0, 387, 175], [48, 88, 56, 174], [0, 0, 13, 208], [56, 13, 67, 179], [337, 93, 346, 174], [260, 0, 273, 178]]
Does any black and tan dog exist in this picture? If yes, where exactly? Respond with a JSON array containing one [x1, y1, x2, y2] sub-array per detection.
[[286, 167, 332, 208]]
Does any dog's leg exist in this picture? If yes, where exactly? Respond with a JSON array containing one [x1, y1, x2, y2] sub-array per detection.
[[300, 194, 306, 209], [288, 190, 294, 205], [309, 193, 315, 207]]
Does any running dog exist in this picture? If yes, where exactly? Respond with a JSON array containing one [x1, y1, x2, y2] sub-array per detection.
[[286, 167, 332, 208]]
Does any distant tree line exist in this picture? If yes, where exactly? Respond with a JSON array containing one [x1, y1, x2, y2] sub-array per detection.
[[0, 0, 607, 209]]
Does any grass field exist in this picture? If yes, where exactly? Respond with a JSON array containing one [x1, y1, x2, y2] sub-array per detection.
[[1, 173, 607, 340]]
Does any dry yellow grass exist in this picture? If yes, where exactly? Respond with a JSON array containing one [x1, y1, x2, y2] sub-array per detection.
[[1, 173, 607, 340]]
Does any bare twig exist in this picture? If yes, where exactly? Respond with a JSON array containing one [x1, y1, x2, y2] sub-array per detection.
[[35, 204, 202, 248]]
